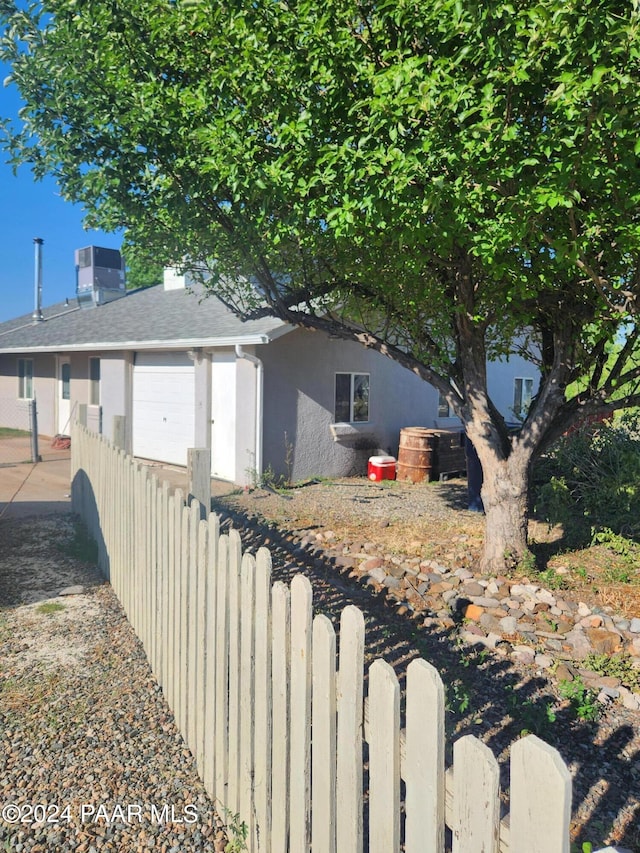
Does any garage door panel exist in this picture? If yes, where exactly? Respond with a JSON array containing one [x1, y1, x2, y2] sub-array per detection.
[[133, 353, 195, 466]]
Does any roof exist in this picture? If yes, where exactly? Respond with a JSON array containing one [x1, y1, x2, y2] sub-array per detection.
[[0, 284, 291, 353]]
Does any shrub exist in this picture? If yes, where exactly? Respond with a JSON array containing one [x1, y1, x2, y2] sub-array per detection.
[[532, 412, 640, 543]]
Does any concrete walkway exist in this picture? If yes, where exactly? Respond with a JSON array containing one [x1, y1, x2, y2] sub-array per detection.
[[0, 456, 72, 519]]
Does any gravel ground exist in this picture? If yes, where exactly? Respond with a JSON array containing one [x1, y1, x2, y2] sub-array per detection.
[[0, 516, 226, 853], [1, 476, 639, 852]]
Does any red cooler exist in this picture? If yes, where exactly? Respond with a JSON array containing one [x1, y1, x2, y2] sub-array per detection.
[[368, 455, 397, 481]]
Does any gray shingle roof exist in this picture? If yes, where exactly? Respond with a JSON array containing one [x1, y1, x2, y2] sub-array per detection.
[[0, 284, 290, 352]]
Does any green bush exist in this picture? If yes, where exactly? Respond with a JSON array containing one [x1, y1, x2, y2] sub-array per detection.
[[532, 412, 640, 543]]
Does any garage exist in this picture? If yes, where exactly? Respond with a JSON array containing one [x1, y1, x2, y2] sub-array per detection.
[[132, 352, 195, 466]]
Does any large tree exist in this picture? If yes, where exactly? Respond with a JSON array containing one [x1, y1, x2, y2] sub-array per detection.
[[3, 0, 640, 569]]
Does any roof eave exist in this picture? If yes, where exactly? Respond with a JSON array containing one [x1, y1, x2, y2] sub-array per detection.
[[0, 333, 276, 354]]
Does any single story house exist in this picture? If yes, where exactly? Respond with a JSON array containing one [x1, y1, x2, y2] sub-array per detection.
[[0, 257, 539, 485]]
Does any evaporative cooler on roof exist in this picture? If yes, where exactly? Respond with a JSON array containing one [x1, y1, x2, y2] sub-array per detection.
[[76, 246, 125, 307]]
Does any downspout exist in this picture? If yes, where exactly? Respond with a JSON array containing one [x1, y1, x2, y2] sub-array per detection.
[[235, 345, 263, 482]]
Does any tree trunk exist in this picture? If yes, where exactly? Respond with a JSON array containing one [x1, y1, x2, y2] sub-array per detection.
[[479, 448, 532, 573]]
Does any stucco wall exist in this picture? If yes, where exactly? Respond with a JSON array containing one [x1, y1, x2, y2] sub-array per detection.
[[488, 351, 540, 424], [260, 329, 441, 482], [260, 330, 541, 482], [0, 353, 56, 435], [234, 353, 259, 484], [193, 354, 211, 450], [99, 352, 130, 444]]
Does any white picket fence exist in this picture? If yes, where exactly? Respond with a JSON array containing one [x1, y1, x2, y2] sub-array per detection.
[[71, 424, 584, 852]]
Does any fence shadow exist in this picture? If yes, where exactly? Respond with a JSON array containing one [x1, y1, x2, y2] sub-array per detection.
[[70, 468, 109, 582]]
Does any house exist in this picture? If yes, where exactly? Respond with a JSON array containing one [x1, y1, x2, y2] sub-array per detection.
[[0, 250, 539, 485]]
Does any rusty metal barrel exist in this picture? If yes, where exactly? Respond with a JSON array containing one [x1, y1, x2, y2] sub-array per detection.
[[396, 427, 437, 483]]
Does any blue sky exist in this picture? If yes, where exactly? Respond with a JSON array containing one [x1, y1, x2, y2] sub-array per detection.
[[0, 72, 123, 323]]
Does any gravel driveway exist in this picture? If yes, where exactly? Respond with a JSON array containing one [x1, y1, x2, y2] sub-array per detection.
[[0, 515, 225, 852]]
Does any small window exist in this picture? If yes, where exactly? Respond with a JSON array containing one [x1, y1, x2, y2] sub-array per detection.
[[18, 358, 33, 399], [438, 391, 453, 418], [89, 358, 101, 405], [513, 377, 534, 418], [335, 373, 370, 423], [61, 363, 71, 401]]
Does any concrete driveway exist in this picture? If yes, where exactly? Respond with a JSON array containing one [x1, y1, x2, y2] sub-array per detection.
[[0, 451, 235, 522], [0, 454, 72, 519]]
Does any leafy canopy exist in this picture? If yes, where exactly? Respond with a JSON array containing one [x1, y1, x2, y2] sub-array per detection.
[[2, 0, 640, 441]]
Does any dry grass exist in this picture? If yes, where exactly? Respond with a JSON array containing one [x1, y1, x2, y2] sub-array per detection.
[[223, 478, 640, 620]]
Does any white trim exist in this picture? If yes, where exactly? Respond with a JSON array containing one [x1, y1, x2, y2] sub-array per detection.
[[329, 422, 377, 442], [0, 333, 274, 355], [235, 345, 263, 482]]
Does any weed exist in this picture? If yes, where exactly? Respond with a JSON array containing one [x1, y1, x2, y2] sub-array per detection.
[[505, 685, 557, 737], [455, 640, 490, 670], [0, 427, 30, 438], [590, 527, 640, 559], [245, 462, 290, 492], [536, 567, 569, 590], [218, 805, 248, 852], [446, 679, 471, 715], [517, 549, 537, 573], [283, 431, 294, 486], [503, 547, 537, 573], [35, 602, 66, 616], [582, 652, 640, 693], [532, 414, 640, 543], [557, 677, 601, 722], [602, 565, 635, 584], [540, 613, 559, 632]]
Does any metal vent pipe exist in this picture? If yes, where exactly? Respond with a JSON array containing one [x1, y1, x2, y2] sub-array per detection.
[[32, 237, 44, 323]]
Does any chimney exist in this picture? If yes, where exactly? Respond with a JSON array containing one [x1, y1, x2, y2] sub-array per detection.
[[32, 237, 44, 323]]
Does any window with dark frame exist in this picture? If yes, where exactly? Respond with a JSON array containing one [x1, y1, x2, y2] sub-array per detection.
[[334, 372, 370, 423], [18, 358, 33, 399], [61, 363, 71, 401], [89, 358, 101, 406]]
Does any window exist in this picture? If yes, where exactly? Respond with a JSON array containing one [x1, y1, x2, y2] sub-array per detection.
[[438, 391, 453, 418], [89, 358, 100, 405], [513, 377, 534, 418], [61, 363, 71, 400], [18, 358, 33, 399], [335, 373, 370, 422]]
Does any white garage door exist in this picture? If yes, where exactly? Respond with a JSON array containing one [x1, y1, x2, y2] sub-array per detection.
[[133, 352, 195, 466]]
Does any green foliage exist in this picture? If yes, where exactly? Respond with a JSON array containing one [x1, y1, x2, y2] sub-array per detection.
[[533, 414, 640, 543], [534, 566, 569, 590], [123, 241, 164, 290], [582, 652, 640, 693], [3, 0, 640, 567], [557, 677, 601, 722], [0, 427, 30, 438], [505, 684, 557, 738], [35, 601, 65, 615], [245, 463, 290, 492], [446, 679, 471, 715], [218, 806, 248, 853]]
